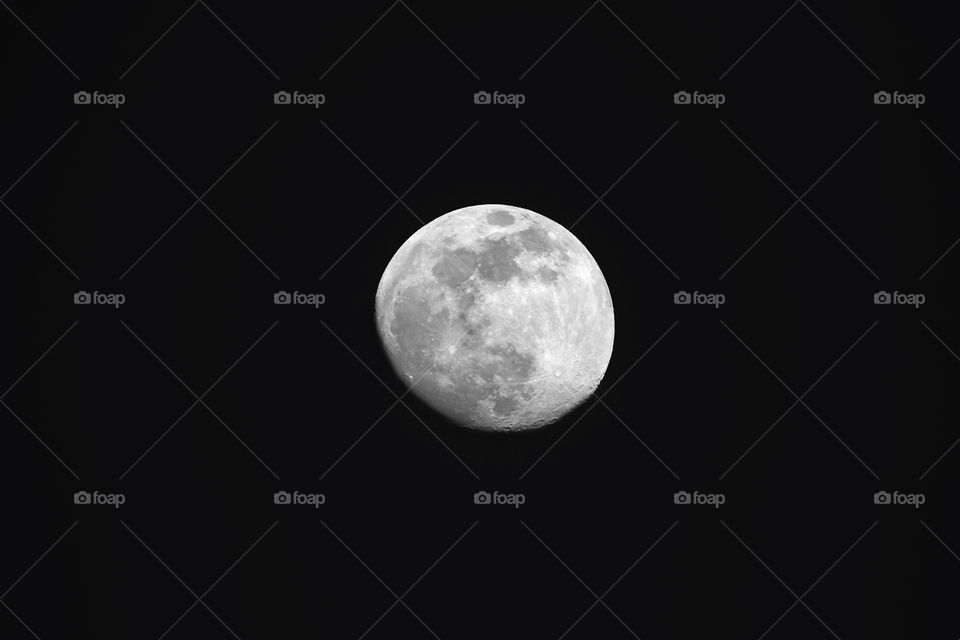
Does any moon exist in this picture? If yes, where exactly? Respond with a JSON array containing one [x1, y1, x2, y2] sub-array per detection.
[[375, 204, 615, 432]]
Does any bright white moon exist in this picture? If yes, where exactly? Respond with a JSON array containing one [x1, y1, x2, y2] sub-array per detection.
[[375, 204, 615, 432]]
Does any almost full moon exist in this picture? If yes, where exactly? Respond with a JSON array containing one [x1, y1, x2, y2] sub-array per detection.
[[375, 204, 614, 432]]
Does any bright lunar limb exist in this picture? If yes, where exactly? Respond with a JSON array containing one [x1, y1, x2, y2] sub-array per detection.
[[375, 204, 615, 432]]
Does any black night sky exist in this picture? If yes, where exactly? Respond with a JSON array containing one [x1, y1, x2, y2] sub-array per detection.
[[2, 1, 960, 637]]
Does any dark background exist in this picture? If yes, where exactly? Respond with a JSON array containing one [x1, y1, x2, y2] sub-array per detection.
[[2, 1, 959, 637]]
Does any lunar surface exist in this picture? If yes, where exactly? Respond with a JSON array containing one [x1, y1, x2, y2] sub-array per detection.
[[375, 204, 615, 432]]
